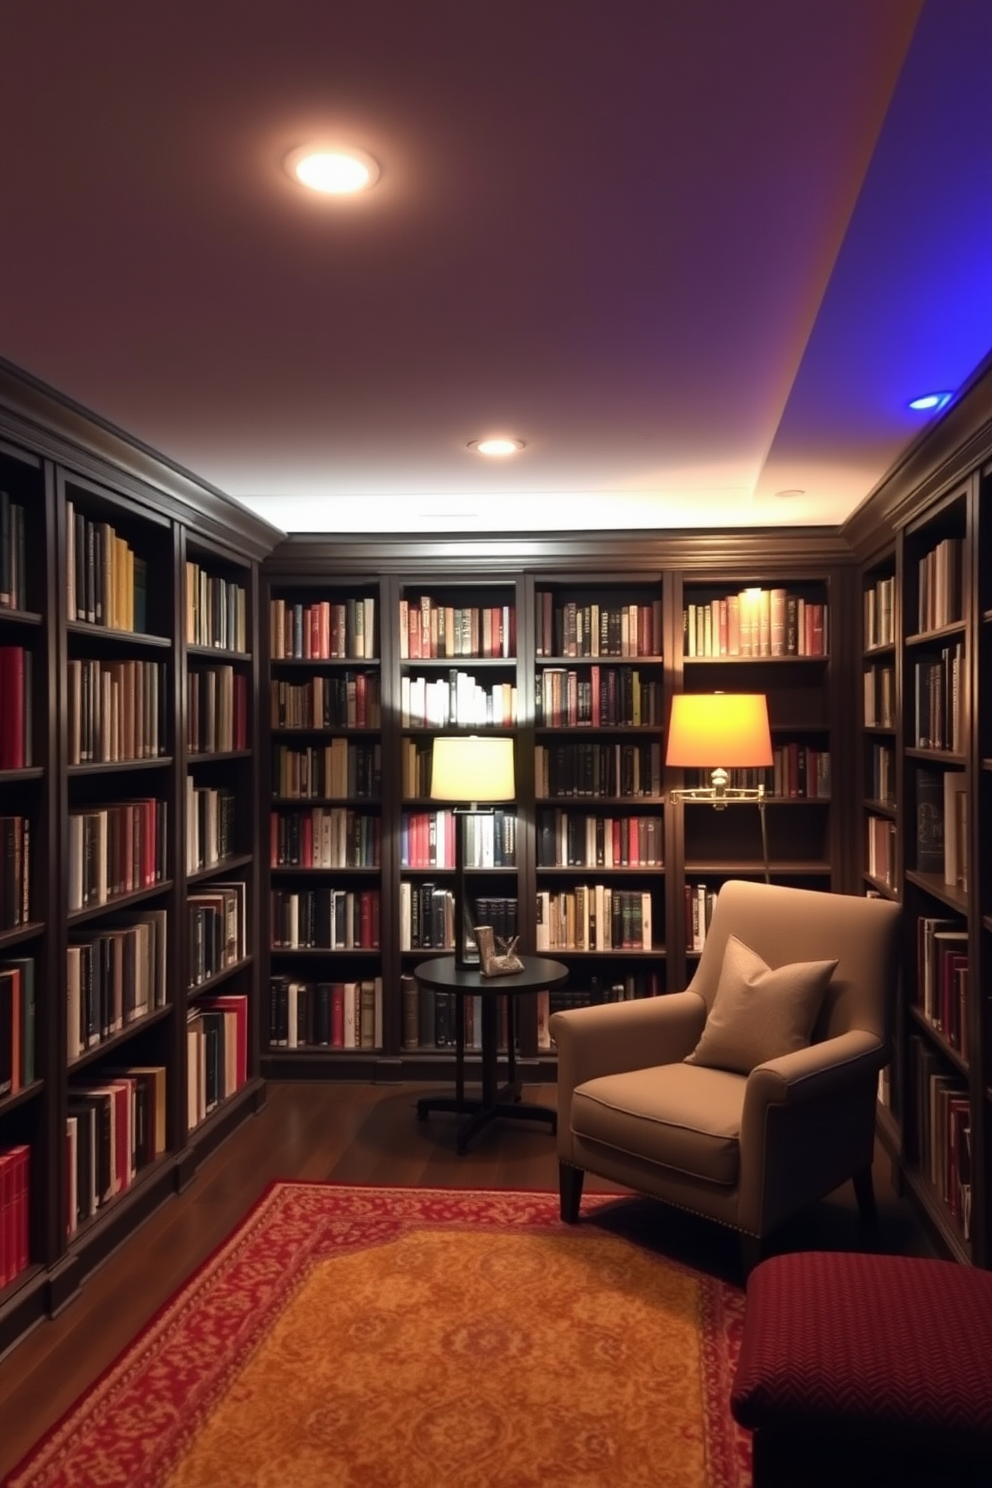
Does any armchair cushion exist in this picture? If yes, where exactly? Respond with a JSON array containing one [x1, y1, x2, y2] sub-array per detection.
[[685, 934, 838, 1075], [571, 1063, 747, 1185]]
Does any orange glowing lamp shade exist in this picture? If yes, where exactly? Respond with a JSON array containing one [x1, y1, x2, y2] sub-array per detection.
[[665, 694, 772, 769]]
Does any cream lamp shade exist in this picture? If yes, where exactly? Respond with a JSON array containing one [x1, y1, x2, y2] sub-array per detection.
[[666, 693, 772, 769], [430, 735, 515, 804]]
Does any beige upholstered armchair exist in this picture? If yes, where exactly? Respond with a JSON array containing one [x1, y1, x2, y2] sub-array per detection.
[[552, 880, 901, 1269]]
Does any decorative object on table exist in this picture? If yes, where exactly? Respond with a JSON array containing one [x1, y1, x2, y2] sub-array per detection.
[[666, 692, 774, 881], [430, 734, 515, 966], [475, 926, 524, 977]]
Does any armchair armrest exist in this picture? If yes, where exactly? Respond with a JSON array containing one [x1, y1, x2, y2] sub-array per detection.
[[738, 1030, 887, 1236], [552, 991, 706, 1142], [743, 1029, 887, 1112]]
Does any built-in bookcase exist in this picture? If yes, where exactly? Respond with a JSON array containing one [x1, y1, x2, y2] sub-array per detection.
[[58, 469, 177, 1264], [897, 485, 973, 1261], [0, 363, 275, 1358], [181, 535, 258, 1152], [0, 440, 53, 1332], [397, 577, 521, 1055], [676, 572, 839, 964], [262, 578, 385, 1073], [856, 442, 992, 1267], [530, 574, 666, 1038]]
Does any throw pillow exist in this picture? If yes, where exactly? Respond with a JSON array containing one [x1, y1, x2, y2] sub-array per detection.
[[685, 933, 837, 1075]]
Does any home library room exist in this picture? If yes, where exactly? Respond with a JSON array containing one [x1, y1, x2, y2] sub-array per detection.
[[2, 352, 992, 1362]]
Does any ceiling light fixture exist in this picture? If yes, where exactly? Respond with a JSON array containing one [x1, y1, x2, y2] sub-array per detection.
[[908, 391, 952, 412], [774, 489, 805, 499], [284, 145, 380, 194], [468, 438, 526, 457]]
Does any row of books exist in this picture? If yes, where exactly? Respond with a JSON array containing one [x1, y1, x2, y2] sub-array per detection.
[[685, 745, 832, 800], [270, 596, 377, 660], [185, 562, 248, 652], [401, 979, 486, 1050], [0, 956, 35, 1097], [0, 1144, 29, 1285], [866, 814, 896, 888], [270, 672, 381, 730], [67, 799, 168, 911], [535, 594, 663, 660], [535, 887, 654, 952], [400, 889, 520, 952], [188, 883, 246, 987], [536, 808, 663, 868], [187, 995, 248, 1129], [66, 502, 148, 633], [916, 915, 969, 1057], [682, 590, 828, 658], [187, 665, 249, 754], [685, 883, 716, 952], [863, 574, 896, 650], [399, 597, 515, 660], [915, 768, 968, 889], [535, 973, 663, 1047], [400, 883, 454, 951], [913, 643, 963, 752], [400, 739, 436, 798], [909, 1036, 971, 1239], [535, 666, 663, 728], [864, 662, 895, 728], [66, 1067, 167, 1236], [271, 887, 380, 949], [268, 977, 382, 1049], [869, 743, 895, 807], [272, 740, 382, 800], [68, 657, 167, 764], [0, 815, 30, 930], [400, 673, 517, 728], [185, 782, 236, 875], [535, 740, 662, 799], [400, 809, 517, 869], [917, 536, 962, 634], [0, 644, 32, 767], [269, 808, 381, 869], [0, 491, 27, 611], [67, 911, 168, 1062]]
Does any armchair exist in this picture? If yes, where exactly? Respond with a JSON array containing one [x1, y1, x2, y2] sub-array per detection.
[[552, 880, 901, 1269]]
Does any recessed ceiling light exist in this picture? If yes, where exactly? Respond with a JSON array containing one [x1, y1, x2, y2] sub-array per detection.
[[774, 489, 805, 499], [284, 145, 380, 194], [908, 391, 952, 411], [468, 438, 526, 457]]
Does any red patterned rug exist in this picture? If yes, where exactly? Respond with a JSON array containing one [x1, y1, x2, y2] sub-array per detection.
[[9, 1184, 751, 1487]]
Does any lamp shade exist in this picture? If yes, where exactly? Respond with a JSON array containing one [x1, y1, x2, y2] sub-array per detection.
[[666, 694, 773, 768], [430, 735, 515, 802]]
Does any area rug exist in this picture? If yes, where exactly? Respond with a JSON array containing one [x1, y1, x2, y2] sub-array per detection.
[[9, 1184, 751, 1488]]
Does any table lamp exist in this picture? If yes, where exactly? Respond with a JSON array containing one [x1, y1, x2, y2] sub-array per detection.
[[430, 734, 515, 966], [666, 692, 773, 880]]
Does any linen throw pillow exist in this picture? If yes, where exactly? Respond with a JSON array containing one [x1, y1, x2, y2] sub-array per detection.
[[685, 933, 838, 1075]]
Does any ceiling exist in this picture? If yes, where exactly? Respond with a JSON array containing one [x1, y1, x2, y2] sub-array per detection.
[[2, 0, 990, 538]]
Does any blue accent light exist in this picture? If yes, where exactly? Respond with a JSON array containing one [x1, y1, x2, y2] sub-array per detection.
[[908, 392, 953, 411]]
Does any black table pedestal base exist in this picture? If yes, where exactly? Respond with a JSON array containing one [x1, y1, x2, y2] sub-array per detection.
[[417, 1082, 557, 1154]]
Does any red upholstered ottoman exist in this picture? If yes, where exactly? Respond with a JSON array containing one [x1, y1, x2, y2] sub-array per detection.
[[731, 1251, 992, 1488]]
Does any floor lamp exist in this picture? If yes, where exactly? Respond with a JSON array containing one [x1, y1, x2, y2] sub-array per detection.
[[666, 692, 774, 883], [430, 734, 516, 966]]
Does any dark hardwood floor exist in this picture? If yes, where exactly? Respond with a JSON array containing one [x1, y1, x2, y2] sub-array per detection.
[[0, 1081, 928, 1481]]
